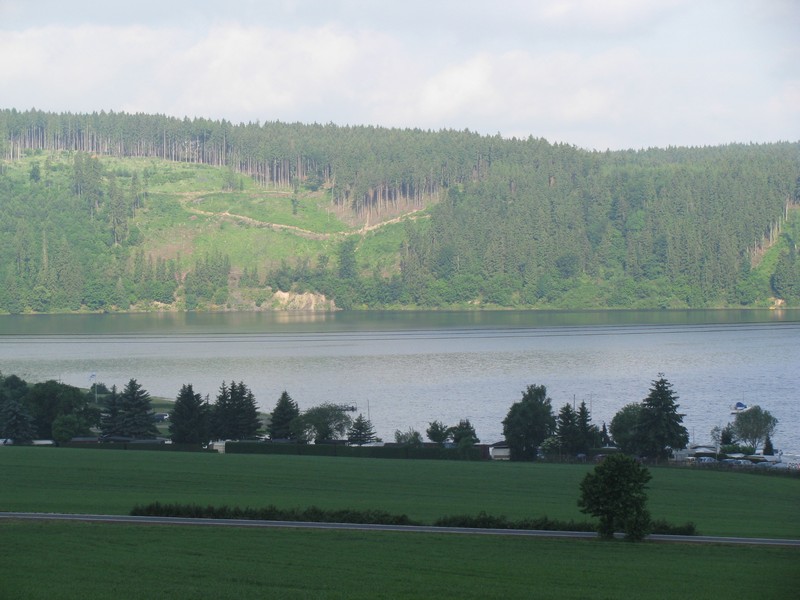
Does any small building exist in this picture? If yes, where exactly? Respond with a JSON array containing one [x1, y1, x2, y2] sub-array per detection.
[[489, 442, 510, 460]]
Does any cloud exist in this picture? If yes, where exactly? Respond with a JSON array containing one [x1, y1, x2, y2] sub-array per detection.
[[0, 1, 798, 150], [0, 24, 170, 112]]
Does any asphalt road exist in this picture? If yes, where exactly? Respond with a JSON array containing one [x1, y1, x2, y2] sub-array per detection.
[[1, 512, 798, 546]]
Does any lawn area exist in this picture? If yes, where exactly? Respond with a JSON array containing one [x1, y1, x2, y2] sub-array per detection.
[[1, 520, 797, 600], [1, 447, 798, 538]]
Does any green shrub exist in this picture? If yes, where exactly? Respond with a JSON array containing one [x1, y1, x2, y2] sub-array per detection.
[[131, 502, 417, 526]]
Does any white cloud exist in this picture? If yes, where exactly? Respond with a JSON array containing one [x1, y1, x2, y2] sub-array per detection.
[[0, 0, 797, 149]]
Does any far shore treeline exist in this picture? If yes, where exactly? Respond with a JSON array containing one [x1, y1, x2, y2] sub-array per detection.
[[0, 371, 779, 465], [1, 108, 800, 313]]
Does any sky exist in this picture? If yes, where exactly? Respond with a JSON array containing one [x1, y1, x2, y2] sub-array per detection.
[[1, 0, 798, 150]]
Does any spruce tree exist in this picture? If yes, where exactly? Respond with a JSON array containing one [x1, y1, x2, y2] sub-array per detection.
[[556, 404, 581, 455], [763, 433, 774, 456], [210, 382, 233, 440], [0, 396, 36, 444], [169, 384, 208, 444], [100, 385, 123, 438], [269, 391, 299, 440], [600, 422, 611, 446], [211, 381, 261, 440], [230, 381, 261, 439], [637, 375, 689, 461], [577, 401, 599, 453], [347, 413, 376, 446], [117, 379, 158, 439]]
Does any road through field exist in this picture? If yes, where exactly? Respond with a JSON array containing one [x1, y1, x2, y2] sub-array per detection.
[[2, 512, 798, 547]]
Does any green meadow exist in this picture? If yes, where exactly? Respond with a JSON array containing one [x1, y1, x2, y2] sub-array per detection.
[[2, 447, 798, 537], [1, 521, 797, 600], [1, 447, 798, 599]]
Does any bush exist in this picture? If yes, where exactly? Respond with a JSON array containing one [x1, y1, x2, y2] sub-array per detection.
[[649, 519, 698, 536], [131, 502, 417, 526], [433, 512, 595, 532], [225, 441, 482, 460]]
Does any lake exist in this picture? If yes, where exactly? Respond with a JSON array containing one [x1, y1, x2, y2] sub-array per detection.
[[1, 309, 798, 455]]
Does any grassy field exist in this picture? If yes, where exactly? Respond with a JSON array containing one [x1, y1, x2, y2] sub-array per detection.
[[191, 190, 349, 234], [1, 447, 798, 599], [1, 447, 798, 538], [1, 520, 797, 600]]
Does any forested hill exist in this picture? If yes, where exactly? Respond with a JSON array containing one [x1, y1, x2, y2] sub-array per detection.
[[1, 108, 799, 312]]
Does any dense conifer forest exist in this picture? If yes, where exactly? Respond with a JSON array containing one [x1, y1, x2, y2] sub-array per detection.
[[1, 108, 799, 312]]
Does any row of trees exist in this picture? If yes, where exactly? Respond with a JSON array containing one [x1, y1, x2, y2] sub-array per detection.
[[0, 374, 98, 443], [169, 381, 262, 443], [0, 372, 779, 463], [0, 374, 263, 444], [503, 376, 688, 462], [171, 385, 482, 450]]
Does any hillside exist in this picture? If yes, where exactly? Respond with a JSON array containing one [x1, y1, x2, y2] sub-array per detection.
[[1, 109, 799, 312]]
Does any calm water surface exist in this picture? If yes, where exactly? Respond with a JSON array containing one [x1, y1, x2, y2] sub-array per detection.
[[1, 310, 798, 454]]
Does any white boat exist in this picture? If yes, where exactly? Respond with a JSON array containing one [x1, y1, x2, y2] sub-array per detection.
[[730, 401, 751, 415]]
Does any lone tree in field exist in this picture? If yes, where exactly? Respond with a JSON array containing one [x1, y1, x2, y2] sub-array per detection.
[[502, 384, 556, 461], [347, 413, 376, 446], [733, 406, 778, 452], [637, 375, 688, 461], [269, 391, 300, 440], [169, 384, 208, 444], [578, 453, 652, 541]]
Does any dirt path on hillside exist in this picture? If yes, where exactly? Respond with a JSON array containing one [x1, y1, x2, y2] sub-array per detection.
[[175, 192, 425, 239]]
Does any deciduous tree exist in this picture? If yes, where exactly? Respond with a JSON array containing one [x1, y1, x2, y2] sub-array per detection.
[[426, 420, 450, 445], [51, 413, 91, 443], [394, 428, 423, 447], [578, 453, 652, 541], [25, 379, 96, 439], [610, 403, 644, 455], [296, 403, 353, 443], [502, 384, 555, 461], [733, 406, 778, 452], [448, 419, 479, 446]]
